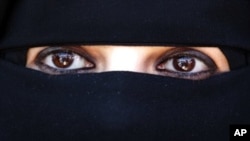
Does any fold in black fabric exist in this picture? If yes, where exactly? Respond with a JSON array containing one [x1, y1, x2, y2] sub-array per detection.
[[220, 47, 249, 69], [0, 60, 250, 141], [0, 48, 27, 66]]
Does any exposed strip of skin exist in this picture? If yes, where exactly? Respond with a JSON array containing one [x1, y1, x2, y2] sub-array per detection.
[[26, 46, 229, 79]]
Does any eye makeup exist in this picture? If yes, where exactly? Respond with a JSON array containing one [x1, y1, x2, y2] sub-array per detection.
[[34, 46, 96, 74], [155, 48, 218, 80], [24, 46, 229, 80]]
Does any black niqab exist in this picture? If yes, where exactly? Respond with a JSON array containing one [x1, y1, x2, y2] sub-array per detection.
[[0, 0, 250, 141]]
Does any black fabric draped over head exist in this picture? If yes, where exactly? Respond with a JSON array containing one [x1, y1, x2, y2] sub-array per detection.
[[0, 0, 250, 141]]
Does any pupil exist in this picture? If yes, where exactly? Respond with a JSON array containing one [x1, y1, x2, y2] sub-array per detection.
[[173, 56, 195, 72], [52, 52, 74, 68]]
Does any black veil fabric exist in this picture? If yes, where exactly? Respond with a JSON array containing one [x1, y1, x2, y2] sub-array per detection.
[[0, 0, 250, 49], [0, 0, 250, 141]]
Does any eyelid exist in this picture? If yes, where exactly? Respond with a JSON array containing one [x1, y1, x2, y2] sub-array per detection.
[[156, 48, 217, 69], [155, 48, 218, 79], [34, 46, 96, 74], [35, 46, 95, 62]]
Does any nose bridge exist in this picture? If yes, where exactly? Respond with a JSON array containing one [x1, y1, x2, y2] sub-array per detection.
[[105, 48, 143, 72]]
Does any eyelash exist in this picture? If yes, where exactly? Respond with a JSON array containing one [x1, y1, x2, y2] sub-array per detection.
[[155, 48, 217, 79], [35, 47, 95, 74], [33, 47, 218, 79]]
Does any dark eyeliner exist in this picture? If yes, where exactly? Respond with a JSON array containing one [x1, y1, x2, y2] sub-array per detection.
[[155, 48, 217, 79], [34, 46, 96, 74]]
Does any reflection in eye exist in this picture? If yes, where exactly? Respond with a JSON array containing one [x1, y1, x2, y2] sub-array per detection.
[[35, 47, 95, 74], [156, 49, 217, 80]]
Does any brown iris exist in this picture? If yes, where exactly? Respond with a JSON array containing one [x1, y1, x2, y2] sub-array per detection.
[[52, 51, 74, 68], [173, 56, 195, 72]]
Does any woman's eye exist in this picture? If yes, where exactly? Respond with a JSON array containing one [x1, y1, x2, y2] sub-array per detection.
[[35, 47, 95, 74], [159, 56, 207, 73], [156, 49, 217, 80]]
